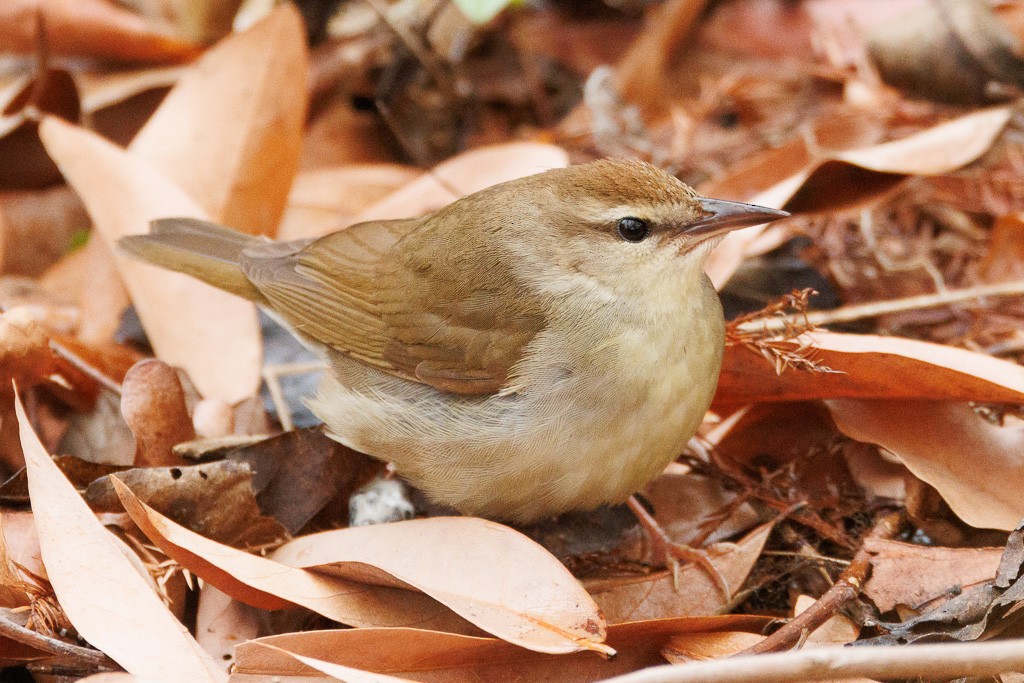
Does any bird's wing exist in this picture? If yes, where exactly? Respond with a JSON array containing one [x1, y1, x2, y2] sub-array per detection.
[[241, 218, 545, 395]]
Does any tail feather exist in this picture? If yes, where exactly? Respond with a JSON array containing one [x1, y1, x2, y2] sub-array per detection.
[[118, 218, 265, 302]]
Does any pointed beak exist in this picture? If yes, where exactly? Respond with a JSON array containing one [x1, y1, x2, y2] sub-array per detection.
[[685, 198, 790, 237]]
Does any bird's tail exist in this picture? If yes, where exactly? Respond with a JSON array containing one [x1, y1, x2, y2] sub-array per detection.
[[119, 218, 265, 302]]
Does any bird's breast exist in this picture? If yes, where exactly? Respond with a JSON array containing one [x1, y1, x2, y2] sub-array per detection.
[[313, 274, 728, 523], [498, 277, 726, 517]]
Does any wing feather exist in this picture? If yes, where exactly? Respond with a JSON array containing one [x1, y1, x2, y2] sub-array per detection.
[[240, 217, 545, 395]]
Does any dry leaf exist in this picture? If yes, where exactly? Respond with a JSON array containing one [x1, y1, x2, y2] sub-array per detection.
[[0, 277, 79, 333], [149, 0, 245, 44], [515, 9, 640, 80], [49, 325, 144, 388], [0, 182, 88, 280], [659, 593, 860, 663], [233, 615, 773, 681], [868, 0, 1024, 104], [821, 107, 1013, 180], [639, 470, 760, 550], [0, 511, 40, 610], [195, 584, 262, 671], [615, 0, 711, 111], [978, 212, 1024, 283], [0, 69, 80, 190], [662, 631, 764, 663], [77, 65, 184, 146], [695, 0, 819, 60], [129, 4, 308, 237], [224, 427, 384, 534], [0, 455, 126, 504], [0, 307, 107, 467], [0, 308, 58, 394], [708, 401, 839, 464], [862, 521, 1024, 645], [353, 142, 570, 223], [192, 398, 235, 438], [699, 110, 887, 204], [827, 399, 1024, 531], [38, 116, 262, 403], [58, 389, 137, 466], [801, 0, 925, 65], [0, 0, 200, 62], [716, 330, 1024, 406], [277, 164, 422, 241], [714, 104, 1011, 210], [15, 392, 225, 681], [120, 358, 193, 466], [704, 106, 1012, 287], [585, 522, 774, 623], [250, 643, 419, 682], [44, 7, 305, 354], [662, 594, 858, 664], [111, 479, 486, 635], [843, 441, 909, 502], [40, 236, 130, 346], [864, 538, 1002, 613], [299, 98, 395, 170], [795, 594, 860, 646], [270, 517, 611, 655], [89, 460, 287, 547]]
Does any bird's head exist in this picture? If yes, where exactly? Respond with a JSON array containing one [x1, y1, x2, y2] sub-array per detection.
[[462, 159, 789, 297]]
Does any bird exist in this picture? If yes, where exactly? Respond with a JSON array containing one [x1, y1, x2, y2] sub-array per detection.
[[120, 159, 787, 526]]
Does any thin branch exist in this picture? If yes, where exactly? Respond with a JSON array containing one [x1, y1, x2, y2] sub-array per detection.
[[597, 638, 1024, 683], [760, 551, 850, 567], [739, 509, 906, 656], [48, 339, 123, 395], [0, 610, 115, 669], [261, 361, 327, 432], [739, 280, 1024, 334]]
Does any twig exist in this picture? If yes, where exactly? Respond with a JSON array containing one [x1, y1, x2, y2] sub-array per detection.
[[261, 361, 327, 432], [597, 638, 1024, 683], [0, 610, 116, 669], [760, 551, 850, 567], [48, 339, 123, 395], [738, 510, 906, 656], [739, 280, 1024, 334]]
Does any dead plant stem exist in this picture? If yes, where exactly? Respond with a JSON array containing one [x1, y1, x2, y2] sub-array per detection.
[[739, 280, 1024, 333], [738, 509, 906, 656], [598, 638, 1024, 683], [0, 610, 115, 669]]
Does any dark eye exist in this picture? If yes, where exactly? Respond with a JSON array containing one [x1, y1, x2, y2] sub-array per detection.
[[617, 217, 649, 242]]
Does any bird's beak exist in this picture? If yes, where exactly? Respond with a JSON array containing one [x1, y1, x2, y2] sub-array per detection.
[[685, 198, 790, 238]]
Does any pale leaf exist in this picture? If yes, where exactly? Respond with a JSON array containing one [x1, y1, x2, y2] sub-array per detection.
[[15, 392, 224, 682], [717, 330, 1024, 406], [270, 517, 611, 655], [111, 478, 485, 635], [38, 117, 261, 403], [827, 399, 1024, 531], [705, 106, 1012, 287], [130, 4, 308, 237], [233, 616, 772, 681]]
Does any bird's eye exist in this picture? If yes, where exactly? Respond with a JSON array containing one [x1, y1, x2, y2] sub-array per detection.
[[616, 217, 649, 242]]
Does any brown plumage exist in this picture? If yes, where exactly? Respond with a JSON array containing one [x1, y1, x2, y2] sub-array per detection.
[[120, 159, 787, 522]]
